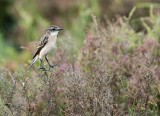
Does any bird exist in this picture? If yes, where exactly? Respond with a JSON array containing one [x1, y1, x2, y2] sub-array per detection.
[[30, 25, 63, 70]]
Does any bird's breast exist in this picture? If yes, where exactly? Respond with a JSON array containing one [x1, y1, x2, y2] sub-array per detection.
[[48, 37, 57, 50], [39, 37, 57, 59]]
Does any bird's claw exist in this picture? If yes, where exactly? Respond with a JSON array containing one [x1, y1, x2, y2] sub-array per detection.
[[38, 67, 47, 71], [49, 64, 58, 70], [38, 64, 58, 71], [50, 64, 58, 68]]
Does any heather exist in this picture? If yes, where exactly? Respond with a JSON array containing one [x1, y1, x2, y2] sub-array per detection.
[[0, 1, 160, 115]]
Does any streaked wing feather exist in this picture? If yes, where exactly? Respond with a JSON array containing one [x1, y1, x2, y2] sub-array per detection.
[[32, 34, 49, 59]]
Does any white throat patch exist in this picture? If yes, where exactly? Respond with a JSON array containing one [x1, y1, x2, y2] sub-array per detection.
[[51, 31, 59, 36]]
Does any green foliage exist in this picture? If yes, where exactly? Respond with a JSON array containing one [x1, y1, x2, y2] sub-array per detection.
[[13, 0, 49, 42], [135, 3, 160, 40], [0, 33, 18, 61], [69, 0, 100, 49], [0, 0, 14, 33]]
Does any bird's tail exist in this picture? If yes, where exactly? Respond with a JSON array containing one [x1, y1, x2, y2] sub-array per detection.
[[30, 55, 39, 68]]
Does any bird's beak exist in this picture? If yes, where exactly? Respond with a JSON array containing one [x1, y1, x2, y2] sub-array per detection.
[[58, 28, 63, 31]]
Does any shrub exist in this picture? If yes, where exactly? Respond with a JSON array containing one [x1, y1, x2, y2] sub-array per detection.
[[0, 13, 160, 115]]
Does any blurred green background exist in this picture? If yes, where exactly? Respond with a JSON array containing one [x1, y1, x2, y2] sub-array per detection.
[[0, 0, 160, 70]]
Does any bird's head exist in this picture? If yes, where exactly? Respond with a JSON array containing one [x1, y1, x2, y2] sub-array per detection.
[[47, 25, 63, 36]]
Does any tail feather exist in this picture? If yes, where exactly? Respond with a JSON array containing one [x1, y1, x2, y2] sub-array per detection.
[[30, 55, 39, 68]]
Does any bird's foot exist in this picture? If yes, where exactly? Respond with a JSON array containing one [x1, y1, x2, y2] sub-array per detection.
[[49, 64, 58, 70], [38, 67, 47, 71]]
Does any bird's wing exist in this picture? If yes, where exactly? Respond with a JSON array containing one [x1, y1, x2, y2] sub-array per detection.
[[32, 33, 49, 59]]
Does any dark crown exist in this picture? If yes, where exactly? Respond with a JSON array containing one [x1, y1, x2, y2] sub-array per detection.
[[47, 25, 63, 31]]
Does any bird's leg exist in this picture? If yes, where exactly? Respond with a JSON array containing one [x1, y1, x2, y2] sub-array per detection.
[[38, 59, 47, 71], [45, 56, 57, 68]]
